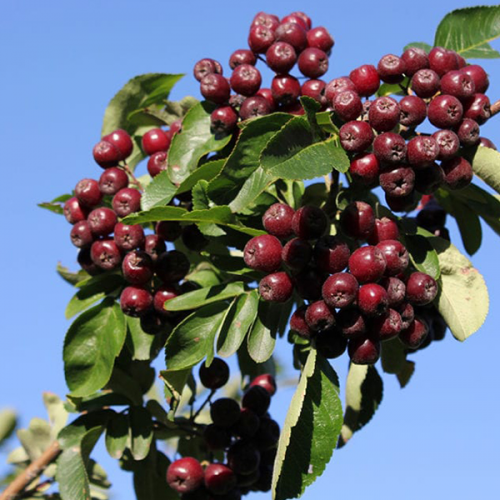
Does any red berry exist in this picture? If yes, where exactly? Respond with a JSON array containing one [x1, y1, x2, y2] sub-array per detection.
[[399, 95, 427, 127], [167, 457, 204, 494], [70, 221, 93, 248], [432, 129, 460, 160], [340, 201, 375, 240], [275, 22, 307, 52], [248, 25, 276, 53], [244, 234, 282, 273], [90, 240, 122, 271], [204, 463, 237, 496], [377, 54, 406, 84], [153, 285, 179, 315], [250, 374, 277, 396], [440, 70, 476, 101], [93, 140, 121, 169], [349, 246, 387, 283], [462, 64, 489, 93], [64, 197, 88, 224], [144, 234, 166, 262], [322, 272, 359, 309], [99, 167, 129, 195], [411, 69, 440, 98], [333, 90, 363, 122], [147, 151, 168, 177], [367, 217, 400, 245], [428, 47, 459, 76], [368, 96, 400, 132], [297, 48, 329, 78], [401, 47, 429, 77], [200, 74, 231, 104], [291, 205, 328, 240], [349, 64, 380, 97], [230, 64, 262, 97], [290, 306, 313, 338], [325, 76, 356, 102], [357, 283, 389, 317], [406, 272, 438, 305], [87, 207, 117, 237], [142, 128, 170, 155], [239, 96, 272, 120], [122, 250, 154, 285], [103, 129, 133, 160], [266, 42, 297, 74], [370, 308, 402, 341], [339, 120, 374, 153], [349, 153, 380, 187], [112, 188, 141, 217], [348, 336, 381, 364], [262, 203, 295, 238], [271, 75, 301, 106], [373, 132, 407, 165], [313, 235, 350, 274], [376, 240, 409, 276], [399, 316, 429, 348], [307, 26, 334, 52], [193, 58, 223, 82], [379, 165, 415, 198], [305, 300, 336, 331], [229, 49, 256, 69], [282, 238, 312, 271], [259, 272, 293, 302], [441, 156, 473, 190]]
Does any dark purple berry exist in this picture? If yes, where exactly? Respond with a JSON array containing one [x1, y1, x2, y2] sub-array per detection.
[[291, 205, 328, 240], [120, 286, 153, 317], [349, 64, 380, 97], [399, 95, 427, 127], [262, 203, 295, 239], [427, 94, 464, 129], [339, 120, 374, 153], [259, 272, 293, 302], [322, 272, 359, 309], [112, 188, 141, 217], [99, 167, 129, 195], [406, 272, 438, 306], [243, 235, 282, 273], [167, 457, 204, 494]]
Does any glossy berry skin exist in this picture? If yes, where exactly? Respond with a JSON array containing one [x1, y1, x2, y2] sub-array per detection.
[[167, 457, 205, 494], [230, 64, 262, 96], [193, 58, 222, 82], [376, 240, 409, 276], [120, 286, 153, 317], [340, 201, 375, 240], [204, 464, 237, 496], [367, 217, 400, 245], [229, 49, 256, 69], [406, 272, 438, 306], [307, 26, 334, 52], [290, 11, 311, 29], [239, 96, 272, 120], [407, 136, 439, 169], [210, 398, 241, 428], [333, 90, 363, 122], [441, 156, 473, 190], [271, 75, 301, 106], [464, 93, 491, 124], [339, 120, 374, 153], [200, 73, 231, 104], [301, 79, 328, 108], [368, 96, 400, 132], [401, 47, 429, 76], [266, 42, 297, 74], [275, 22, 307, 52], [325, 76, 357, 102], [369, 308, 402, 341], [199, 357, 229, 390], [103, 129, 133, 160], [147, 151, 168, 177], [243, 235, 282, 273], [349, 246, 386, 283], [322, 272, 359, 309], [456, 118, 480, 147], [153, 285, 179, 315], [411, 69, 440, 98], [398, 302, 415, 330], [122, 250, 154, 285], [462, 64, 489, 93], [298, 48, 329, 78], [242, 385, 271, 416], [64, 197, 88, 224], [357, 283, 389, 317], [348, 336, 381, 365], [252, 12, 280, 30], [250, 374, 277, 396], [313, 236, 350, 274], [433, 129, 460, 160], [262, 203, 295, 239], [90, 240, 121, 271], [75, 179, 102, 208], [305, 300, 336, 331], [142, 128, 170, 155], [256, 88, 277, 111], [315, 328, 348, 359], [77, 247, 101, 276], [282, 238, 312, 271], [88, 207, 117, 237], [292, 206, 328, 240], [248, 25, 276, 53], [440, 70, 475, 101], [377, 54, 406, 84], [373, 132, 407, 165], [70, 221, 93, 248], [427, 94, 463, 129], [211, 106, 238, 135], [259, 272, 293, 302], [399, 316, 429, 349], [428, 47, 459, 76], [144, 234, 166, 262], [112, 188, 141, 217], [290, 306, 313, 338], [349, 153, 380, 187], [99, 167, 129, 195], [92, 140, 121, 169], [233, 407, 260, 439], [336, 308, 366, 338], [399, 95, 427, 127], [156, 250, 190, 283], [380, 277, 406, 307], [349, 65, 380, 97], [281, 13, 308, 30], [479, 137, 497, 149], [380, 165, 415, 198], [385, 191, 418, 213]]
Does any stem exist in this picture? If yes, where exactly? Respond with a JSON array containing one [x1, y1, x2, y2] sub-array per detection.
[[323, 170, 340, 218], [0, 441, 61, 500], [491, 98, 500, 117], [191, 389, 216, 423], [122, 163, 143, 191]]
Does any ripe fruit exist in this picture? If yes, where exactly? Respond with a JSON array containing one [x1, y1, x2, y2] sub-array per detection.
[[322, 273, 359, 309], [298, 48, 329, 78], [271, 75, 301, 106], [373, 132, 407, 165], [307, 26, 334, 53], [427, 94, 464, 129], [250, 374, 277, 396], [291, 206, 328, 240], [204, 464, 237, 495], [64, 197, 88, 224], [147, 151, 168, 177], [93, 140, 121, 169], [349, 64, 380, 97], [377, 54, 406, 84], [88, 207, 117, 237], [262, 203, 295, 238], [230, 64, 262, 96], [333, 90, 363, 122], [305, 300, 336, 331], [357, 283, 389, 316], [348, 246, 387, 283], [313, 235, 350, 274], [405, 272, 438, 305], [259, 272, 294, 302], [376, 240, 409, 276], [99, 167, 129, 195], [153, 285, 179, 315], [167, 457, 204, 493], [339, 120, 374, 153], [156, 250, 190, 283], [266, 42, 297, 74], [112, 188, 142, 217], [348, 336, 381, 364], [120, 286, 153, 317], [122, 250, 154, 285], [282, 238, 312, 270], [340, 201, 375, 240], [193, 58, 222, 82], [142, 128, 171, 155], [229, 49, 256, 69], [369, 96, 400, 132], [103, 129, 133, 159], [441, 156, 473, 190], [242, 385, 271, 416], [244, 235, 282, 273], [75, 179, 102, 208], [210, 398, 241, 428]]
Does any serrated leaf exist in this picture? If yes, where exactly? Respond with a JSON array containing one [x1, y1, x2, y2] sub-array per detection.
[[247, 300, 281, 363], [57, 410, 113, 450], [403, 233, 441, 279], [0, 409, 17, 444], [396, 360, 416, 388], [192, 180, 211, 210], [300, 96, 324, 141], [43, 393, 68, 437], [105, 413, 129, 459], [339, 364, 383, 447], [167, 102, 232, 184], [64, 300, 127, 397], [141, 171, 177, 211], [65, 274, 125, 319], [428, 236, 488, 341], [403, 42, 432, 52], [165, 282, 245, 312], [229, 166, 277, 213], [129, 407, 153, 461], [434, 6, 500, 59], [176, 159, 225, 194], [208, 113, 292, 206], [57, 446, 91, 500], [123, 206, 187, 224], [217, 291, 259, 358], [316, 111, 339, 135], [165, 302, 229, 370], [272, 349, 342, 500], [126, 316, 170, 362]]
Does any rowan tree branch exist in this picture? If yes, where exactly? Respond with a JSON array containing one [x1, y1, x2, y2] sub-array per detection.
[[0, 441, 61, 500], [491, 98, 500, 117]]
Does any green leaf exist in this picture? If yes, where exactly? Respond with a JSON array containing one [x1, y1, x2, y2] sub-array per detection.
[[247, 300, 282, 363], [43, 393, 68, 437], [65, 273, 125, 319], [261, 116, 349, 179], [105, 413, 129, 459], [141, 171, 177, 211], [397, 360, 416, 388], [434, 6, 500, 59], [377, 78, 409, 97], [129, 406, 153, 461], [133, 450, 179, 500], [237, 344, 276, 382], [57, 445, 91, 500], [403, 233, 441, 279], [339, 364, 383, 447], [176, 159, 225, 194], [64, 300, 127, 397], [0, 409, 17, 444], [102, 74, 184, 136], [159, 369, 191, 418], [272, 349, 342, 500], [17, 419, 52, 461], [300, 96, 324, 141], [428, 236, 489, 341], [229, 166, 277, 213], [316, 111, 339, 135], [403, 42, 432, 52], [381, 338, 407, 375], [133, 96, 198, 126], [126, 316, 170, 362], [468, 146, 500, 194], [165, 302, 229, 370], [165, 282, 245, 312], [191, 180, 211, 210], [208, 113, 292, 206], [58, 410, 113, 450], [38, 194, 72, 215], [167, 102, 232, 184], [123, 206, 187, 225], [57, 263, 89, 286], [217, 291, 259, 358]]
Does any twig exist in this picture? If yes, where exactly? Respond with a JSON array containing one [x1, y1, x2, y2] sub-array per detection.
[[191, 389, 216, 422], [0, 441, 61, 500], [491, 98, 500, 117], [122, 163, 144, 191]]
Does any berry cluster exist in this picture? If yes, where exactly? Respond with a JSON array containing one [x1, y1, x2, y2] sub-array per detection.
[[243, 201, 439, 365], [193, 11, 334, 131], [63, 128, 207, 325], [167, 358, 279, 499]]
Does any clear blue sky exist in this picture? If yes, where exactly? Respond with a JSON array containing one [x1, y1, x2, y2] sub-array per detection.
[[1, 1, 500, 499]]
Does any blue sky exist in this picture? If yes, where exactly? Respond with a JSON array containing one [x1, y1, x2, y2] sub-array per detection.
[[1, 1, 500, 499]]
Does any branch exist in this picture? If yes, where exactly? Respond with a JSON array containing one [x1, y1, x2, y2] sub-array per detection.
[[491, 98, 500, 117], [0, 441, 61, 500]]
